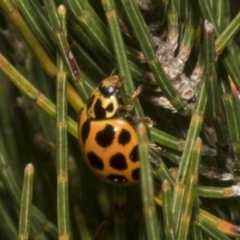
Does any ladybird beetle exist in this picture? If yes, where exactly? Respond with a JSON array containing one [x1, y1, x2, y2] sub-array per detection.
[[78, 76, 140, 184]]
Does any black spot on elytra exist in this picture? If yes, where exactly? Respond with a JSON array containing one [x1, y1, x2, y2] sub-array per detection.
[[129, 145, 139, 162], [87, 95, 94, 110], [110, 153, 127, 170], [94, 99, 106, 119], [118, 129, 131, 146], [81, 119, 91, 145], [131, 168, 140, 180], [95, 124, 115, 148], [87, 152, 104, 170], [107, 174, 128, 183], [106, 102, 114, 113]]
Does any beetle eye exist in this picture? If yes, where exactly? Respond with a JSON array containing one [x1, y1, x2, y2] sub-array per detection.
[[99, 84, 117, 97], [108, 86, 115, 94]]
